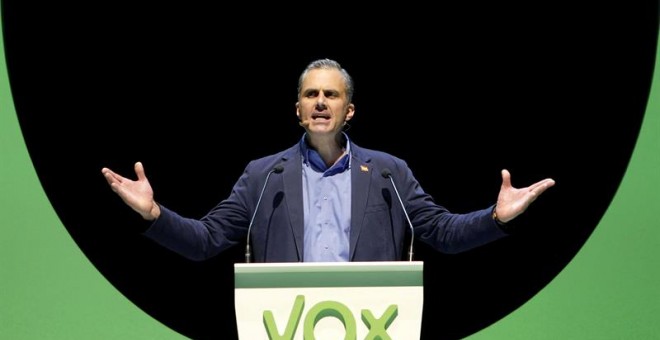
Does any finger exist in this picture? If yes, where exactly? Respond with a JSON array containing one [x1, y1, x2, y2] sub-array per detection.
[[102, 168, 124, 184], [528, 178, 556, 192], [535, 179, 556, 195], [101, 167, 114, 177], [523, 181, 555, 204], [109, 182, 122, 194]]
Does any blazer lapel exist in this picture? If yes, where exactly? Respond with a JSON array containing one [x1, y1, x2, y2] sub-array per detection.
[[282, 150, 304, 261], [349, 150, 372, 260]]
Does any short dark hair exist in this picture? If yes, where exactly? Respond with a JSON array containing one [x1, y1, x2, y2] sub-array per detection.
[[297, 58, 354, 103]]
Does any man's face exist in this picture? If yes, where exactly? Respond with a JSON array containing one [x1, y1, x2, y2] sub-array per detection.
[[296, 68, 354, 138]]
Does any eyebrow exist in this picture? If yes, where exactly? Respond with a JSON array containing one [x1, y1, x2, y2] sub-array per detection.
[[302, 88, 341, 97]]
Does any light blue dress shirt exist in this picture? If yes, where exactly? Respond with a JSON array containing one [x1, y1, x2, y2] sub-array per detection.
[[300, 134, 352, 262]]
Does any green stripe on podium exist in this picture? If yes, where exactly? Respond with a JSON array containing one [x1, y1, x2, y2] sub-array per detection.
[[235, 261, 423, 288]]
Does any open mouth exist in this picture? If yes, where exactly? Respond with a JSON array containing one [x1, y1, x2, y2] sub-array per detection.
[[311, 113, 331, 120]]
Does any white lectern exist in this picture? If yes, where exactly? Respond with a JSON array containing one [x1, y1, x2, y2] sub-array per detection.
[[234, 261, 424, 339]]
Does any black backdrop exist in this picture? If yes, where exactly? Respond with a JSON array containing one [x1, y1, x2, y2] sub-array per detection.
[[3, 1, 658, 339]]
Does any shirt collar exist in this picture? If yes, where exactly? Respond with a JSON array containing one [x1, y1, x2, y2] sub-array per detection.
[[299, 132, 352, 175]]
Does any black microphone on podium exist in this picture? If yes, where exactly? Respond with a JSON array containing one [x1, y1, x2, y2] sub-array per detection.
[[381, 168, 415, 262], [245, 164, 284, 263]]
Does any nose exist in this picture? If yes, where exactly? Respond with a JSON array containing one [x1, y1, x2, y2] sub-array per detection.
[[315, 94, 327, 109]]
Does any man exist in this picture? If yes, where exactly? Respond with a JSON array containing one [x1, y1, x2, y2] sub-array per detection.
[[101, 58, 555, 262]]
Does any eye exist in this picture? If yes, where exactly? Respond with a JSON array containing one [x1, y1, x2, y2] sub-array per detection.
[[323, 90, 339, 99], [303, 90, 319, 98]]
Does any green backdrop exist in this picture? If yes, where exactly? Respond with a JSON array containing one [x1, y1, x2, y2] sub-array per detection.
[[1, 13, 658, 340]]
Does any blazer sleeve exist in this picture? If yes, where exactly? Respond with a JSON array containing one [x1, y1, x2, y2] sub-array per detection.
[[143, 163, 254, 261], [394, 160, 508, 254]]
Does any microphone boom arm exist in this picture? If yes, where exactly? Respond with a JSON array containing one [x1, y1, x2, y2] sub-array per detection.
[[245, 165, 283, 263], [382, 169, 415, 262]]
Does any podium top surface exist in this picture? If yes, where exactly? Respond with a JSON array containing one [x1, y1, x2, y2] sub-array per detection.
[[235, 261, 423, 288]]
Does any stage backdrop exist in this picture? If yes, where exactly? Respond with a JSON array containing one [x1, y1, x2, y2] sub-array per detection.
[[1, 4, 659, 340]]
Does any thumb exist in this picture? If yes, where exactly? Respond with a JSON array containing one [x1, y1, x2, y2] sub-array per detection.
[[500, 169, 512, 189], [135, 161, 147, 181]]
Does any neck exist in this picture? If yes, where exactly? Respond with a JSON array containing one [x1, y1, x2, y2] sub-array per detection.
[[306, 133, 347, 167]]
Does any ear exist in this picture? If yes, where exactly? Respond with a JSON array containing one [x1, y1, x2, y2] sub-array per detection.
[[345, 103, 355, 121], [295, 102, 301, 120]]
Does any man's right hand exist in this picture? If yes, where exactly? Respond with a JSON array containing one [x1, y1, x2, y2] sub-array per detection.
[[101, 162, 160, 221]]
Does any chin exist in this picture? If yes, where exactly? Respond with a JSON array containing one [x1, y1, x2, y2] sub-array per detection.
[[310, 127, 338, 136]]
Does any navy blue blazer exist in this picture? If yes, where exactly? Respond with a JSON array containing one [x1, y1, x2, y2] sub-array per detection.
[[145, 142, 507, 262]]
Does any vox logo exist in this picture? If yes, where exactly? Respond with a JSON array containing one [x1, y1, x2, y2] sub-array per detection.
[[262, 295, 398, 340]]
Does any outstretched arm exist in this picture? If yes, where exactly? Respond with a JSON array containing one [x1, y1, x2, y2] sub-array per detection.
[[101, 162, 161, 221], [494, 169, 555, 223]]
